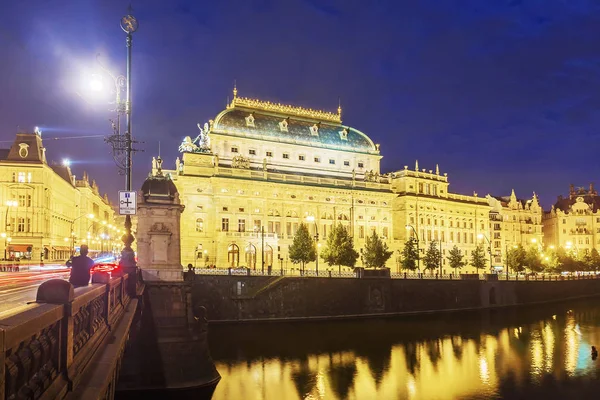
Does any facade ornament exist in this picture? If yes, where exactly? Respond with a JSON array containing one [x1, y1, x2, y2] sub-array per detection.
[[415, 160, 419, 171], [178, 123, 212, 154], [232, 155, 250, 169], [279, 118, 289, 132], [436, 164, 440, 175], [309, 123, 319, 136], [175, 157, 181, 172], [263, 158, 267, 171], [152, 157, 157, 171], [364, 170, 380, 182]]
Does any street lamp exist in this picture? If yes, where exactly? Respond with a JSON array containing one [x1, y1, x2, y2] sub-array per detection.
[[405, 225, 420, 271], [306, 216, 319, 274], [4, 200, 18, 260], [70, 213, 94, 256], [477, 233, 493, 273]]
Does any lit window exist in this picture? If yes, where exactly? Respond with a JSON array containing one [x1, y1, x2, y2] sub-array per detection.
[[299, 155, 305, 161], [231, 147, 238, 153], [329, 159, 335, 165], [17, 172, 25, 183], [343, 160, 350, 166], [196, 218, 204, 232], [314, 157, 321, 163], [238, 219, 246, 232], [222, 218, 229, 231], [27, 173, 32, 183], [249, 149, 256, 155], [357, 162, 364, 168], [283, 153, 289, 159]]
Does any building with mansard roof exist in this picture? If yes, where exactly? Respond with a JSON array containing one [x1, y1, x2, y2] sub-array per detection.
[[543, 184, 600, 254], [157, 89, 543, 273], [0, 130, 116, 262]]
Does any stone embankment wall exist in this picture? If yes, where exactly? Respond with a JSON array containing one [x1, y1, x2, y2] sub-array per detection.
[[191, 276, 600, 322]]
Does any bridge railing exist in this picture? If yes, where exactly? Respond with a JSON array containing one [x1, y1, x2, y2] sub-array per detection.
[[192, 268, 600, 282], [0, 271, 139, 400]]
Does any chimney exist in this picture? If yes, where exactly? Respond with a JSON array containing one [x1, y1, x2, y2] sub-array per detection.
[[590, 183, 595, 195], [569, 184, 575, 198]]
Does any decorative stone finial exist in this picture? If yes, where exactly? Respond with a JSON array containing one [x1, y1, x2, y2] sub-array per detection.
[[156, 156, 163, 176], [233, 81, 237, 99], [415, 160, 419, 171], [436, 164, 439, 175]]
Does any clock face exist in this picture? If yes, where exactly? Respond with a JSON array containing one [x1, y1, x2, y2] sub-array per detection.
[[120, 15, 138, 33]]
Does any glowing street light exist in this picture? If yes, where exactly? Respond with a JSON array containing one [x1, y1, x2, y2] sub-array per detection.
[[62, 159, 71, 167]]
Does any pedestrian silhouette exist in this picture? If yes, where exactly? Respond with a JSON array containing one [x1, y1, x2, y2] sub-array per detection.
[[68, 245, 95, 287]]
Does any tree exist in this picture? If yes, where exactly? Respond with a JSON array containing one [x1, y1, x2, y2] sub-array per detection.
[[400, 238, 419, 271], [321, 223, 359, 274], [362, 230, 393, 269], [288, 223, 316, 272], [423, 240, 441, 273], [590, 249, 600, 272], [470, 244, 487, 272], [525, 246, 544, 273], [447, 245, 466, 273], [507, 245, 527, 273]]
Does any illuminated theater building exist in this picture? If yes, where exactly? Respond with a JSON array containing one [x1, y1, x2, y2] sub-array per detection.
[[160, 89, 542, 272], [163, 88, 397, 270]]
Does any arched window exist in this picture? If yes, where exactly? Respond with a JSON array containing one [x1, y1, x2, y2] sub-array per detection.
[[268, 209, 281, 217], [321, 212, 334, 220], [286, 210, 298, 218], [245, 244, 256, 269], [338, 213, 349, 221], [228, 244, 239, 267], [196, 218, 204, 232]]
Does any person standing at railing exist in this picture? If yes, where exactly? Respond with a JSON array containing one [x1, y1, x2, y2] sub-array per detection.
[[69, 245, 95, 287]]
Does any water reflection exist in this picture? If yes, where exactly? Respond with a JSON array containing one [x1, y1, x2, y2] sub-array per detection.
[[209, 300, 600, 399]]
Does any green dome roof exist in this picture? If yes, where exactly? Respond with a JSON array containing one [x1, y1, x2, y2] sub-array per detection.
[[212, 96, 378, 154]]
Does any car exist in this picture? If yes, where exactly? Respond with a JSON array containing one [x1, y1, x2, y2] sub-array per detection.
[[92, 262, 121, 275]]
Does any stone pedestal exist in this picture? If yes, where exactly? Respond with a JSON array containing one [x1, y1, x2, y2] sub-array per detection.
[[138, 166, 185, 282]]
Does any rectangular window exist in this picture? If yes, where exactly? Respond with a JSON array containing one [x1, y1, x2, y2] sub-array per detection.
[[434, 231, 438, 240], [418, 183, 424, 194], [441, 231, 445, 242], [563, 219, 566, 224], [18, 194, 26, 207], [12, 172, 15, 183], [457, 232, 460, 243], [221, 218, 229, 232], [17, 172, 25, 183], [314, 157, 321, 163], [359, 226, 365, 239], [410, 217, 415, 224], [470, 233, 474, 243], [249, 149, 256, 155], [17, 218, 25, 232], [382, 227, 388, 238], [463, 232, 467, 243], [441, 220, 445, 227], [266, 151, 273, 157], [343, 160, 350, 166], [299, 155, 305, 161], [427, 218, 431, 225], [358, 162, 364, 168], [27, 172, 32, 183], [27, 194, 31, 207], [223, 207, 228, 212], [239, 207, 245, 212], [329, 159, 335, 165], [268, 221, 273, 233], [274, 222, 281, 235], [450, 232, 454, 241], [238, 219, 246, 232], [283, 153, 289, 159], [286, 222, 292, 237], [231, 147, 238, 153], [427, 231, 432, 241], [253, 220, 261, 230], [450, 221, 453, 228]]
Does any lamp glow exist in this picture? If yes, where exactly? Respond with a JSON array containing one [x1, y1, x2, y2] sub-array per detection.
[[62, 159, 71, 167], [89, 75, 103, 92]]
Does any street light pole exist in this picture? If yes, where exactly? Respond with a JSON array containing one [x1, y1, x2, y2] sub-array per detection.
[[3, 201, 17, 260], [119, 12, 138, 271], [261, 225, 265, 274], [306, 216, 319, 274]]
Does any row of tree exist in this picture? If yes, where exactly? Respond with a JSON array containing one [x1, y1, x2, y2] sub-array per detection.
[[288, 223, 393, 272], [400, 238, 600, 274], [288, 223, 600, 274]]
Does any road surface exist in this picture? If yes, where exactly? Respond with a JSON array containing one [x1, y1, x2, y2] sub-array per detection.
[[0, 266, 70, 318]]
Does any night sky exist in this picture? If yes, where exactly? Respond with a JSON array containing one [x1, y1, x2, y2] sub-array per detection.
[[1, 0, 599, 208]]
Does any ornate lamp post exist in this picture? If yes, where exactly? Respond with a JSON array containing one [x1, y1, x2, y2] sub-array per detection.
[[117, 12, 139, 271], [70, 213, 94, 256], [3, 200, 17, 260]]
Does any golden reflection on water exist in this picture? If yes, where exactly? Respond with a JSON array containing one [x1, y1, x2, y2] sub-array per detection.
[[211, 309, 600, 400]]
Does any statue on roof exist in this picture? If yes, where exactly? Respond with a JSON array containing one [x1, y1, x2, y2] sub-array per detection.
[[178, 122, 212, 154]]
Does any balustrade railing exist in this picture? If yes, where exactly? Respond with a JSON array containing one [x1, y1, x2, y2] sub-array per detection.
[[0, 271, 140, 400], [192, 268, 600, 282]]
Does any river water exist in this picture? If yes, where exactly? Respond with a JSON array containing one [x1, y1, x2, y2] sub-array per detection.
[[208, 300, 600, 399]]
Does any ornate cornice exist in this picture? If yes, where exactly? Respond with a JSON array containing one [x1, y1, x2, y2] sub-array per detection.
[[228, 96, 341, 123]]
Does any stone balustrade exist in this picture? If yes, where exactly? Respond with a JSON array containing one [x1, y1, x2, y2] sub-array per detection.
[[0, 270, 142, 400]]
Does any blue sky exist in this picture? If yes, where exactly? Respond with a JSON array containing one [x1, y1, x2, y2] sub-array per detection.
[[1, 0, 600, 207]]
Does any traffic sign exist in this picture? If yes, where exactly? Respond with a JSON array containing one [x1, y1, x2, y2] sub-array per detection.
[[119, 191, 137, 215]]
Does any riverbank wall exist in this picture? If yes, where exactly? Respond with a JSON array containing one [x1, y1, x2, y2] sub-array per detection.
[[190, 275, 600, 322]]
